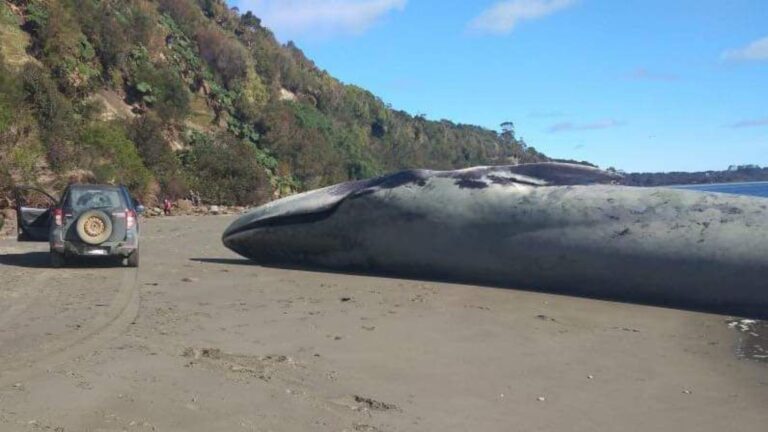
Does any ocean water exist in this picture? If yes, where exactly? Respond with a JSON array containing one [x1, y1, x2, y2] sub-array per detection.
[[670, 181, 768, 198]]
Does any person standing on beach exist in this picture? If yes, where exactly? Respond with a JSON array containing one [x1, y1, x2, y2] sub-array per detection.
[[163, 198, 172, 216]]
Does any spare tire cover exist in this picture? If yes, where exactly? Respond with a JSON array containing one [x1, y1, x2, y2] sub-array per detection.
[[76, 210, 113, 245]]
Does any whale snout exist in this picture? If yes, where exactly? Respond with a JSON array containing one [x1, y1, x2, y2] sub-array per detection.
[[222, 179, 366, 249]]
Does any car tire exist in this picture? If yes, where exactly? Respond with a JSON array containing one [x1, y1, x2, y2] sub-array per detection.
[[51, 251, 66, 268], [76, 210, 113, 245], [126, 249, 139, 268]]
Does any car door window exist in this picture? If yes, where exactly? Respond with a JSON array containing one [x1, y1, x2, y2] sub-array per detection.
[[17, 188, 57, 211]]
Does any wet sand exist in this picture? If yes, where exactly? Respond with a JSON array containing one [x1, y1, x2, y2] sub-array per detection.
[[729, 319, 768, 363], [0, 215, 766, 431]]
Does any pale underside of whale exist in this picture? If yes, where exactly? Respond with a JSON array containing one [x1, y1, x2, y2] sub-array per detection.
[[223, 163, 768, 318]]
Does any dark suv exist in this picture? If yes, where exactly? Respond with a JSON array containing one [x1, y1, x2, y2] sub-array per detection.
[[15, 184, 144, 267]]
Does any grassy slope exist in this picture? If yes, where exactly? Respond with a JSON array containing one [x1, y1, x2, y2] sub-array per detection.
[[0, 0, 546, 206]]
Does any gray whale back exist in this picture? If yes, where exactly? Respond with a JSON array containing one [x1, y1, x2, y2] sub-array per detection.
[[223, 163, 619, 238], [222, 163, 768, 318]]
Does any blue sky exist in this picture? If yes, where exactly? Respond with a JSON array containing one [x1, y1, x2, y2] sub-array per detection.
[[229, 0, 768, 172]]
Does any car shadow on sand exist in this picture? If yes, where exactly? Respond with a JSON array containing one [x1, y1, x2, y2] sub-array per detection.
[[0, 251, 51, 268], [0, 251, 124, 269]]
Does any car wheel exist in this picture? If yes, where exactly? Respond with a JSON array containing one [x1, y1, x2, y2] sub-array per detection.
[[76, 210, 113, 245], [50, 251, 66, 268], [126, 249, 139, 268]]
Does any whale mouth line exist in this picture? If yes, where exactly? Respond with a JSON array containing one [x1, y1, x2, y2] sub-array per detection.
[[222, 200, 345, 240], [222, 170, 433, 240]]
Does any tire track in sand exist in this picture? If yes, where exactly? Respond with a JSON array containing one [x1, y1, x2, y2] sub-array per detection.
[[0, 266, 139, 387]]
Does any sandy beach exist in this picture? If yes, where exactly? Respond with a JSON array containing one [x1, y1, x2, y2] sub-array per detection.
[[0, 215, 766, 431]]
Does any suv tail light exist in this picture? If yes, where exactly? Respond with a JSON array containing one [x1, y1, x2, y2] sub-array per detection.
[[53, 208, 63, 226], [126, 209, 137, 229]]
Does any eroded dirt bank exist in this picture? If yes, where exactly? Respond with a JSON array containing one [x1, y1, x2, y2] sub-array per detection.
[[0, 216, 766, 431]]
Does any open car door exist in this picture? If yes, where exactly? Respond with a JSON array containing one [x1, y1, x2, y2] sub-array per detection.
[[14, 186, 58, 242]]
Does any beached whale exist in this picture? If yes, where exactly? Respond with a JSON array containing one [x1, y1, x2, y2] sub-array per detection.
[[222, 163, 768, 318]]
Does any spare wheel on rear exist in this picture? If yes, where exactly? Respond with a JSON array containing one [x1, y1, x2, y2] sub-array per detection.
[[76, 210, 113, 245]]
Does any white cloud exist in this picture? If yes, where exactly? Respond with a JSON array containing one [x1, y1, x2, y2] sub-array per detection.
[[722, 36, 768, 61], [469, 0, 577, 35], [235, 0, 406, 38], [548, 119, 624, 133], [729, 117, 768, 129]]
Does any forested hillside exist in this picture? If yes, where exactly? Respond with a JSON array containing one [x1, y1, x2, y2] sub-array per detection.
[[0, 0, 545, 206], [621, 165, 768, 187]]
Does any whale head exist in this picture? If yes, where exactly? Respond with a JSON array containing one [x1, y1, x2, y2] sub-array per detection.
[[222, 162, 621, 258]]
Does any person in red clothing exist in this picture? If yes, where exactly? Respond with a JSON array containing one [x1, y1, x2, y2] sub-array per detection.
[[163, 198, 172, 216]]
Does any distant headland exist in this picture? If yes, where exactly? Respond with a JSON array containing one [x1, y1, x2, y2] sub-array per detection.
[[554, 160, 768, 187], [618, 165, 768, 187]]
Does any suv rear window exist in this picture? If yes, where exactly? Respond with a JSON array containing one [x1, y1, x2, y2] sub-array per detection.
[[65, 188, 126, 212]]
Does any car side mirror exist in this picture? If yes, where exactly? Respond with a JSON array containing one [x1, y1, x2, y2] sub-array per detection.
[[135, 205, 145, 214]]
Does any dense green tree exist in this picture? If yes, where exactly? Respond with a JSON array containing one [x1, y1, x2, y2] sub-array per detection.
[[78, 122, 153, 195], [195, 26, 248, 86], [20, 63, 79, 169], [180, 132, 271, 205], [130, 57, 191, 122], [25, 0, 100, 96]]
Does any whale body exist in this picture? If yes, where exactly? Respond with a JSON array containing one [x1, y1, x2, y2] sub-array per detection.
[[223, 163, 768, 318]]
